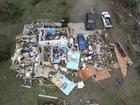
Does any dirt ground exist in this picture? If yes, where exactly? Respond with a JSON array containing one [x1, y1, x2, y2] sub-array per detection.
[[0, 0, 140, 105], [63, 0, 140, 105], [70, 0, 129, 47]]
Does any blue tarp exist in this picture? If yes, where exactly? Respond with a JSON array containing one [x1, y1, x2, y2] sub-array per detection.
[[46, 27, 56, 35], [66, 52, 80, 70]]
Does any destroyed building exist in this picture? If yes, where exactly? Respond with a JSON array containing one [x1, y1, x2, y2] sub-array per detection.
[[11, 20, 132, 95]]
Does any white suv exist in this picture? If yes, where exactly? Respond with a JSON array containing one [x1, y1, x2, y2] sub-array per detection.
[[101, 12, 112, 28]]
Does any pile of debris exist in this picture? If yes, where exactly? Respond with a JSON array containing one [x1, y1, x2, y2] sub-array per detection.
[[11, 20, 132, 95]]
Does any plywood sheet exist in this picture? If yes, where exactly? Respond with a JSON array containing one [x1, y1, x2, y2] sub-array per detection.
[[95, 70, 111, 81], [114, 47, 128, 77], [79, 65, 97, 81]]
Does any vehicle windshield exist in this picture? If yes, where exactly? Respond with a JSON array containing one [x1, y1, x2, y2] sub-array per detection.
[[88, 20, 94, 23], [105, 17, 111, 25], [79, 37, 85, 44]]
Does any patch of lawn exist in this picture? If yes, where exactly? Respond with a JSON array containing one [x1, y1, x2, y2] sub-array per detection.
[[0, 0, 74, 105], [0, 60, 63, 105], [101, 0, 109, 4]]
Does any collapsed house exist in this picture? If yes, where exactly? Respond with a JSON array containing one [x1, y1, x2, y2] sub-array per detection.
[[11, 20, 132, 95]]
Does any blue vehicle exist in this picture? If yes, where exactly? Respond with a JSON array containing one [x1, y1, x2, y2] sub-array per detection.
[[77, 33, 86, 51]]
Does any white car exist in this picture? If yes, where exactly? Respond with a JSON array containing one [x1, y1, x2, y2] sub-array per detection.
[[101, 12, 112, 28]]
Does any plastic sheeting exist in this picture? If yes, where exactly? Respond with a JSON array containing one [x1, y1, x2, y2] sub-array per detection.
[[66, 52, 80, 70]]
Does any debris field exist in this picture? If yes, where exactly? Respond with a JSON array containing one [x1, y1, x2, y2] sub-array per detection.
[[11, 20, 132, 96]]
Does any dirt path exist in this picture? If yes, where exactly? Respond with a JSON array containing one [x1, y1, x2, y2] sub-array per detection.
[[68, 0, 139, 105], [70, 0, 108, 22], [70, 0, 129, 47]]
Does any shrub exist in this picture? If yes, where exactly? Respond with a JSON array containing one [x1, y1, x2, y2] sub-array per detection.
[[0, 35, 13, 61], [0, 1, 24, 22], [30, 0, 42, 6], [61, 17, 70, 27], [119, 0, 138, 10], [62, 0, 67, 6]]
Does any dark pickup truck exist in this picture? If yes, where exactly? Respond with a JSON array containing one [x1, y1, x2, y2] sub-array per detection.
[[86, 13, 95, 30]]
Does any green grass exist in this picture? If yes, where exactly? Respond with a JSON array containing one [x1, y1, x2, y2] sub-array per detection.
[[0, 0, 74, 56], [101, 0, 109, 4], [1, 0, 140, 105], [0, 61, 39, 105], [0, 60, 63, 105], [0, 0, 74, 105]]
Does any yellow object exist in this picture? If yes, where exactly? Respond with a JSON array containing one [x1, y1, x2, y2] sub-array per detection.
[[43, 61, 51, 66]]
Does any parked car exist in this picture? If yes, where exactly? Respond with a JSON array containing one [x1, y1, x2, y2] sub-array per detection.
[[101, 12, 112, 28], [77, 33, 86, 51], [86, 13, 95, 30]]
